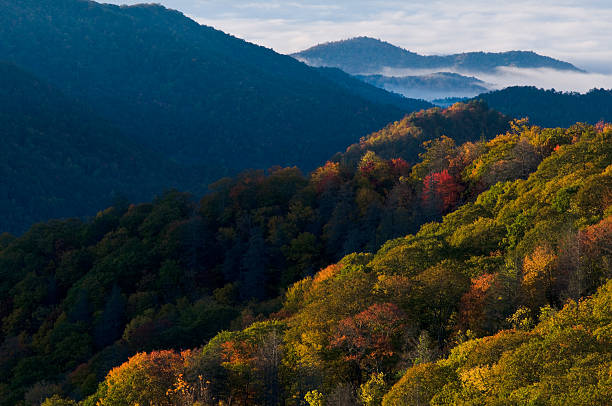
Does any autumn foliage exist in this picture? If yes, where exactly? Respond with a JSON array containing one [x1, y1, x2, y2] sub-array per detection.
[[422, 169, 464, 211], [330, 303, 407, 374], [2, 109, 610, 406], [95, 350, 188, 406]]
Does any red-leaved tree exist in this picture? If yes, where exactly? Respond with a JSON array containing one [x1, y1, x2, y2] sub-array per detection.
[[422, 169, 464, 212], [329, 302, 407, 374]]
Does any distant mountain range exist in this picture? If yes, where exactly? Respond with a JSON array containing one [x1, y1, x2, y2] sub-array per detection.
[[0, 0, 430, 234], [293, 37, 587, 101], [315, 67, 434, 111], [293, 37, 583, 75], [357, 72, 489, 100]]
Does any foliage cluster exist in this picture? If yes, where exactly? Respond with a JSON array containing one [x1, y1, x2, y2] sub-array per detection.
[[383, 279, 612, 405]]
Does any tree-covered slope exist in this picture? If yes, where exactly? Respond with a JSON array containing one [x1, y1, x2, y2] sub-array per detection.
[[477, 86, 612, 128], [81, 121, 609, 405], [4, 108, 610, 405], [0, 102, 508, 404], [337, 100, 509, 166], [384, 279, 612, 405], [260, 121, 611, 404], [0, 0, 418, 175], [0, 62, 204, 235], [293, 37, 582, 74]]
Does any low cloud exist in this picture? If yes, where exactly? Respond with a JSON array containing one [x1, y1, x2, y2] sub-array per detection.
[[479, 68, 612, 93], [379, 67, 612, 94]]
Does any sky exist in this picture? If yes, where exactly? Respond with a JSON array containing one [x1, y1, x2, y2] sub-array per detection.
[[103, 0, 612, 73]]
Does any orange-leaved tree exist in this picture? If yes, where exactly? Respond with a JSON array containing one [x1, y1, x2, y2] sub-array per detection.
[[90, 350, 188, 406]]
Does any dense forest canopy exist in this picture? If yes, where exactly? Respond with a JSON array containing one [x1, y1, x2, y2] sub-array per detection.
[[0, 101, 508, 404], [383, 278, 612, 405], [0, 61, 210, 235], [1, 101, 609, 405], [477, 87, 612, 127]]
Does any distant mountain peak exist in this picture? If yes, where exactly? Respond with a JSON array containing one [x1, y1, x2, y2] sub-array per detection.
[[292, 37, 420, 68], [306, 36, 402, 47], [293, 38, 583, 74], [328, 36, 415, 52]]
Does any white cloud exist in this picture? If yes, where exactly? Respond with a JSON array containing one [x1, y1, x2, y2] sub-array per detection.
[[363, 66, 612, 96], [480, 68, 612, 93]]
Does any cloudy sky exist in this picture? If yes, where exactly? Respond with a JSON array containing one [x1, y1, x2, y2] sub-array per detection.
[[104, 0, 612, 73]]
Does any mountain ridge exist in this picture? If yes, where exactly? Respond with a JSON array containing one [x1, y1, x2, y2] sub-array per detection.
[[357, 71, 490, 100], [0, 0, 438, 234], [293, 36, 584, 74], [476, 86, 612, 127], [0, 1, 422, 177]]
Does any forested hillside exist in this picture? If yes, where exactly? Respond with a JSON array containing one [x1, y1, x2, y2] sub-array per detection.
[[0, 0, 420, 176], [1, 2, 609, 406], [0, 102, 507, 404], [2, 103, 610, 405], [357, 72, 488, 100], [384, 279, 612, 404], [0, 62, 209, 235], [478, 86, 612, 127], [85, 119, 610, 406]]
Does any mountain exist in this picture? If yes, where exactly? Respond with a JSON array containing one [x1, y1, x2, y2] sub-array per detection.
[[315, 67, 434, 111], [94, 122, 610, 406], [0, 1, 421, 180], [0, 102, 510, 404], [293, 37, 583, 74], [476, 86, 612, 127], [2, 112, 609, 405], [357, 72, 490, 100], [0, 0, 442, 235], [0, 62, 205, 234]]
